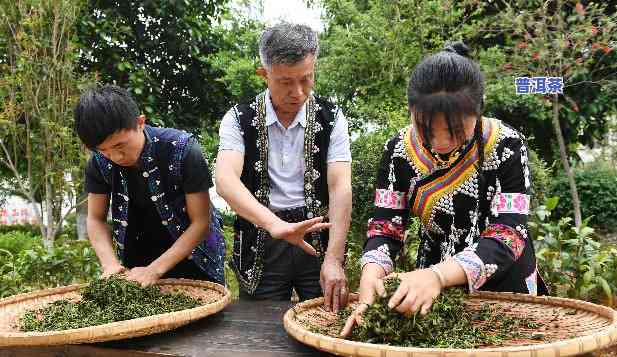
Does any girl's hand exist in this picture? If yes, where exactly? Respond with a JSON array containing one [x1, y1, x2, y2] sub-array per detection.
[[387, 268, 442, 316], [340, 301, 369, 338], [340, 264, 386, 337]]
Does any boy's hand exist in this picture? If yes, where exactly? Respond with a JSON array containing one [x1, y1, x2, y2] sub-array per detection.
[[101, 263, 127, 278], [125, 266, 163, 287]]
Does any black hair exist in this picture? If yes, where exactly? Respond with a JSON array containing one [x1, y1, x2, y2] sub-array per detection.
[[74, 84, 140, 149], [407, 41, 486, 167], [407, 41, 487, 207]]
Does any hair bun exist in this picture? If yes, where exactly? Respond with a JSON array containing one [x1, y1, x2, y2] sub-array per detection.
[[444, 41, 470, 58]]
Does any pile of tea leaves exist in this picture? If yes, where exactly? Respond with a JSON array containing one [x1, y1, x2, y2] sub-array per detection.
[[307, 277, 544, 348], [20, 276, 202, 332]]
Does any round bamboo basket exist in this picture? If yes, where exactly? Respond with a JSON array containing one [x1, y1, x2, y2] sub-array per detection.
[[284, 292, 617, 357], [0, 278, 231, 346]]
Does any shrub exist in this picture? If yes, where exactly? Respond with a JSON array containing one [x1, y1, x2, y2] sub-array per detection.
[[528, 148, 552, 209], [530, 197, 617, 306], [349, 128, 399, 236], [219, 209, 236, 228], [58, 213, 79, 241], [222, 225, 239, 300], [0, 223, 40, 236], [0, 231, 39, 255], [0, 235, 100, 298], [548, 162, 617, 232]]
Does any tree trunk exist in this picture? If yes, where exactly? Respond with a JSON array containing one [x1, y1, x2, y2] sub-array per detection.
[[44, 160, 55, 249], [76, 193, 88, 241], [552, 94, 583, 227], [30, 199, 45, 238]]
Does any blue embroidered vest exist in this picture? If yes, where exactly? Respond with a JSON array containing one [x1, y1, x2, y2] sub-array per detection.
[[93, 125, 225, 284]]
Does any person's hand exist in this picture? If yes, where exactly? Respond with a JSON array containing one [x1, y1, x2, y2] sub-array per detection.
[[340, 273, 386, 338], [101, 262, 127, 278], [321, 255, 348, 313], [340, 302, 369, 338], [266, 217, 331, 256], [387, 269, 442, 316], [125, 266, 163, 287]]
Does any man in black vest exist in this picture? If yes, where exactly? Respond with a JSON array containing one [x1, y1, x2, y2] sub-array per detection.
[[216, 22, 352, 312]]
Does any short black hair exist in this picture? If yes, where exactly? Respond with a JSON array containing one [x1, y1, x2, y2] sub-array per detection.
[[74, 84, 140, 149]]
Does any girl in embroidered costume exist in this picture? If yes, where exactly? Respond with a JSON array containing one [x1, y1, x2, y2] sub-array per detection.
[[341, 42, 547, 337]]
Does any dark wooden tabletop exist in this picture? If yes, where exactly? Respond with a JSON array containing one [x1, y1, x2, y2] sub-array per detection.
[[2, 299, 615, 357], [0, 299, 335, 357]]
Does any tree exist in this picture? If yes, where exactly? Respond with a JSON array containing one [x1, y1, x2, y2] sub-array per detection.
[[316, 1, 616, 159], [469, 0, 617, 163], [206, 12, 265, 106], [316, 0, 617, 228], [0, 0, 86, 245], [316, 0, 483, 131], [76, 0, 232, 134], [492, 0, 617, 227]]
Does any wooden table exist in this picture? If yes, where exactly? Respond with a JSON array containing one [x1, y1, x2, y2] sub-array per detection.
[[1, 298, 615, 357], [0, 299, 334, 357]]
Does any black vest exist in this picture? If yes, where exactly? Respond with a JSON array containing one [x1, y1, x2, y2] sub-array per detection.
[[231, 92, 336, 294]]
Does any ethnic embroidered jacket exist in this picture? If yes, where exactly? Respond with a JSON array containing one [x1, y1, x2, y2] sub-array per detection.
[[362, 118, 547, 295], [231, 91, 337, 294], [93, 126, 226, 284]]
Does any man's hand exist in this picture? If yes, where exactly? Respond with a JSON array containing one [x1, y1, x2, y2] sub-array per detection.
[[266, 216, 331, 256], [125, 266, 163, 287], [320, 255, 348, 313]]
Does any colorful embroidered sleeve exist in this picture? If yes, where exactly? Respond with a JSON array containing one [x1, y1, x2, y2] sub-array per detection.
[[361, 135, 412, 274], [454, 137, 533, 292]]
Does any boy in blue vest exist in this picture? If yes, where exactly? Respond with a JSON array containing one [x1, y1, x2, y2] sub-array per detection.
[[75, 85, 225, 286]]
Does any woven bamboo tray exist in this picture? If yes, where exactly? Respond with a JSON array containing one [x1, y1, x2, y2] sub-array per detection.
[[0, 278, 231, 346], [284, 292, 617, 357]]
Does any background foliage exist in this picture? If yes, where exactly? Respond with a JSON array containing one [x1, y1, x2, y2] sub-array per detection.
[[0, 0, 86, 244], [76, 0, 232, 133], [0, 0, 615, 306], [548, 163, 617, 233], [0, 229, 100, 298]]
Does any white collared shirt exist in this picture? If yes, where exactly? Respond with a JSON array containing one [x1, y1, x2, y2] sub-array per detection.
[[218, 90, 352, 211]]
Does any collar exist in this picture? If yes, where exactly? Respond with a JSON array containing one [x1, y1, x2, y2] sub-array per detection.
[[264, 89, 307, 128], [134, 126, 153, 170], [142, 125, 153, 144]]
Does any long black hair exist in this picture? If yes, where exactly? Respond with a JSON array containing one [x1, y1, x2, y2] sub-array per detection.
[[407, 41, 486, 171]]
